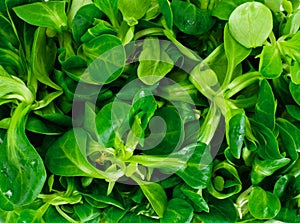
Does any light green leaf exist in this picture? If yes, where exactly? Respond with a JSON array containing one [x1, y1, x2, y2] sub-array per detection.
[[13, 2, 67, 32], [118, 0, 151, 26], [94, 0, 119, 27], [137, 38, 173, 85], [259, 45, 283, 78], [228, 2, 273, 48], [139, 181, 167, 218]]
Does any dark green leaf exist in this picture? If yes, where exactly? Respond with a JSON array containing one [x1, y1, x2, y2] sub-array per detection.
[[158, 0, 173, 29], [197, 196, 238, 223], [144, 107, 183, 155], [161, 198, 193, 223], [171, 0, 215, 35], [228, 112, 246, 159]]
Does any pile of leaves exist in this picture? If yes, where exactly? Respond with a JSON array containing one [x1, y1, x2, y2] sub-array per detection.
[[0, 0, 300, 222]]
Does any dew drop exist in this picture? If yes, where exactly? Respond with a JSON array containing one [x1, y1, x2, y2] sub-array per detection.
[[139, 90, 145, 97], [3, 189, 13, 199]]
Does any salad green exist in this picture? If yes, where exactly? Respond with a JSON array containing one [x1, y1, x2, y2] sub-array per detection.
[[0, 0, 300, 222]]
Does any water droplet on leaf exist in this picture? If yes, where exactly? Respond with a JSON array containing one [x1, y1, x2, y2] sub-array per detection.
[[3, 189, 13, 199]]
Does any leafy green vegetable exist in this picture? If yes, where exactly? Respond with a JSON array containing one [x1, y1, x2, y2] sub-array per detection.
[[248, 186, 281, 219], [228, 2, 273, 48], [13, 2, 68, 33], [0, 0, 299, 222]]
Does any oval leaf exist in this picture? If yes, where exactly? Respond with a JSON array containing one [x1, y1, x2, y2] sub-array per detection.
[[229, 2, 273, 48], [249, 186, 281, 219]]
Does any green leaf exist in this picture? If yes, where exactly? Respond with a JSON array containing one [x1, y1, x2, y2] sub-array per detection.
[[283, 10, 300, 35], [26, 114, 64, 135], [189, 61, 219, 100], [251, 156, 290, 185], [228, 112, 246, 159], [96, 101, 131, 147], [118, 0, 151, 26], [273, 174, 294, 197], [139, 181, 167, 218], [45, 129, 123, 181], [17, 208, 45, 223], [0, 103, 46, 210], [251, 119, 282, 159], [83, 193, 124, 210], [158, 0, 173, 29], [31, 27, 61, 90], [171, 0, 215, 35], [259, 45, 283, 78], [102, 206, 127, 223], [0, 15, 18, 48], [248, 186, 281, 219], [180, 185, 209, 212], [289, 82, 300, 106], [81, 19, 116, 43], [120, 213, 158, 223], [176, 143, 212, 189], [228, 2, 273, 48], [286, 105, 300, 121], [278, 31, 300, 62], [94, 0, 119, 27], [161, 198, 193, 223], [212, 0, 248, 20], [144, 107, 183, 155], [277, 118, 300, 152], [197, 196, 238, 223], [44, 206, 70, 223], [275, 207, 300, 222], [144, 0, 160, 21], [265, 0, 283, 13], [0, 75, 34, 104], [137, 38, 173, 85], [223, 23, 251, 86], [130, 89, 157, 132], [290, 59, 300, 85], [207, 161, 242, 199], [67, 0, 93, 28], [72, 4, 103, 43], [254, 80, 276, 130], [82, 34, 125, 84], [13, 1, 67, 32], [73, 203, 101, 222], [0, 209, 18, 223]]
